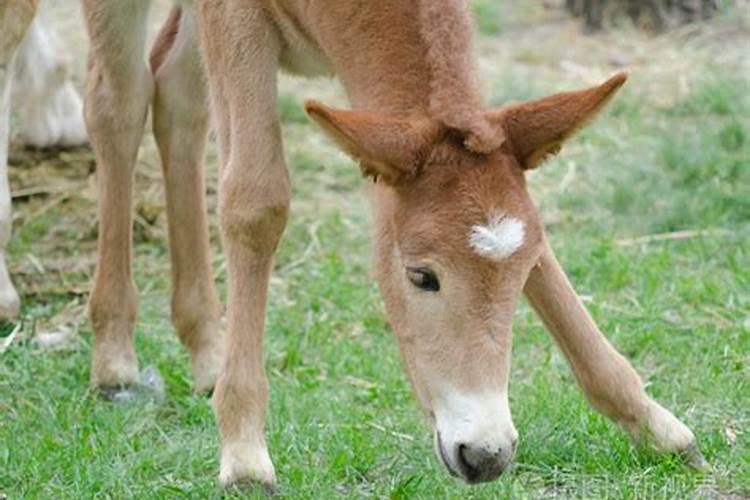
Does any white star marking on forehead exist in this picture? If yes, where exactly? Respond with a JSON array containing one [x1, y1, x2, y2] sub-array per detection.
[[469, 213, 525, 260]]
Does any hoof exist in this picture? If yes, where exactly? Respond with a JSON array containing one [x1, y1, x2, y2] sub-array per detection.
[[682, 442, 711, 472], [97, 366, 165, 402], [219, 440, 276, 492], [190, 342, 225, 394], [634, 400, 697, 454], [0, 282, 20, 319], [191, 349, 222, 395], [223, 479, 275, 497], [0, 256, 19, 319], [98, 384, 140, 403]]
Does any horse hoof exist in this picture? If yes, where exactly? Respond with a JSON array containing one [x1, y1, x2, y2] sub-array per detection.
[[97, 366, 165, 402], [98, 384, 139, 403], [682, 442, 710, 472], [223, 479, 275, 497]]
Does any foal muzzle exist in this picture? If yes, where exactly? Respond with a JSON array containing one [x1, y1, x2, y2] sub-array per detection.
[[435, 431, 516, 483]]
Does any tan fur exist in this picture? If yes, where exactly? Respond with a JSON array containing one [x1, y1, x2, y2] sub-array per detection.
[[305, 101, 443, 184], [149, 6, 181, 74], [0, 0, 37, 60], [417, 0, 501, 153], [151, 6, 225, 393], [81, 0, 699, 487], [491, 73, 628, 169], [524, 244, 695, 453]]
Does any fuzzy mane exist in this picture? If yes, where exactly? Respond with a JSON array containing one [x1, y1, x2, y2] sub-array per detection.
[[417, 0, 503, 154]]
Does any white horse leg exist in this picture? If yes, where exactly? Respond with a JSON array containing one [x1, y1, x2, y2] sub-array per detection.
[[0, 60, 21, 318], [0, 2, 36, 319], [11, 2, 86, 149]]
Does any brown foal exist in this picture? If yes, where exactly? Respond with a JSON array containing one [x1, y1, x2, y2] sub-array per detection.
[[80, 0, 702, 487]]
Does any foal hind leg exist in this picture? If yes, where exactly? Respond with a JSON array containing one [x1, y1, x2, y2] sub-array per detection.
[[0, 1, 37, 318], [151, 7, 224, 393], [82, 0, 153, 389], [524, 243, 702, 464]]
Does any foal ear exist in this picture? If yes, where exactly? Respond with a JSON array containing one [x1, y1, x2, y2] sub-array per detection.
[[305, 100, 441, 185], [491, 73, 627, 170]]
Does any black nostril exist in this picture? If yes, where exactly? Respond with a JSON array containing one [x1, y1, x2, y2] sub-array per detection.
[[457, 443, 480, 480], [456, 443, 506, 484]]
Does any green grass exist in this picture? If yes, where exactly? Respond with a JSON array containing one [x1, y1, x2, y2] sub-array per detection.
[[472, 0, 504, 36], [1, 5, 749, 499], [278, 94, 310, 125]]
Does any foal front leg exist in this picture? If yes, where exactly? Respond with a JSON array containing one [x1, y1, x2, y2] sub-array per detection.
[[82, 0, 153, 389], [524, 242, 703, 464], [198, 3, 289, 487]]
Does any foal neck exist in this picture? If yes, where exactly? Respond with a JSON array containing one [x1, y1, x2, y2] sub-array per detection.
[[305, 0, 484, 123]]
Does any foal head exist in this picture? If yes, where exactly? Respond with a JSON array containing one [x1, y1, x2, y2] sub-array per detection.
[[307, 74, 626, 484]]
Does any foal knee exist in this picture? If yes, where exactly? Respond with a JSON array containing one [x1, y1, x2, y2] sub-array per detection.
[[220, 173, 290, 258], [84, 59, 152, 153]]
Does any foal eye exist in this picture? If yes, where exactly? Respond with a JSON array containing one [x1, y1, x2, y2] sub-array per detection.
[[406, 267, 440, 292]]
